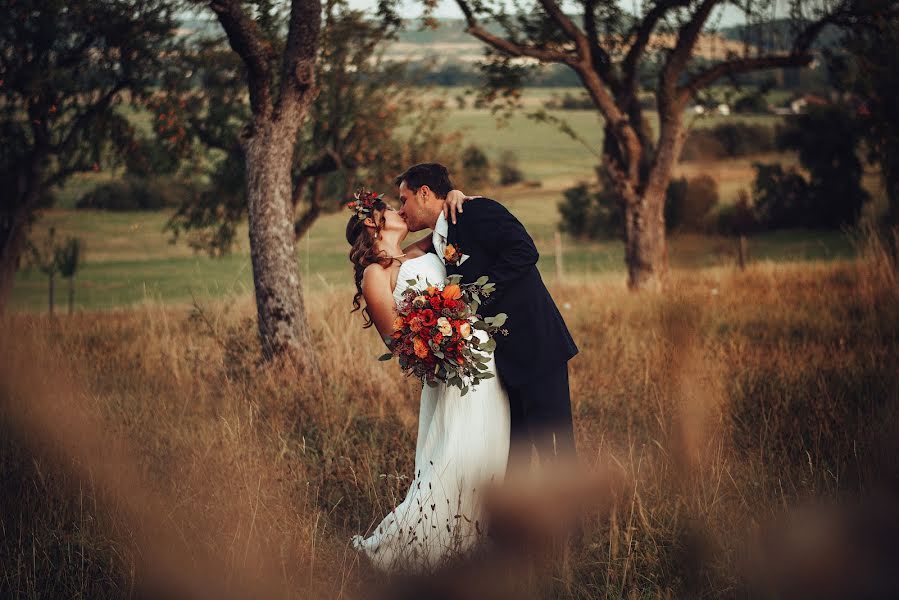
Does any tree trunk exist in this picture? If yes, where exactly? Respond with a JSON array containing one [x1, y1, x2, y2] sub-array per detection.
[[620, 110, 686, 291], [243, 119, 317, 366], [1, 165, 42, 314], [68, 276, 75, 315], [623, 188, 668, 290], [0, 218, 27, 315]]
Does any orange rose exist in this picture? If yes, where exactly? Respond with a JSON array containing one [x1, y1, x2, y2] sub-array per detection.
[[413, 337, 430, 359], [426, 285, 439, 296], [442, 284, 462, 300], [409, 316, 423, 333], [393, 316, 405, 331]]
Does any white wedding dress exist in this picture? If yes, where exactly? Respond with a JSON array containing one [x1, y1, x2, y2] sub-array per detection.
[[352, 252, 511, 571]]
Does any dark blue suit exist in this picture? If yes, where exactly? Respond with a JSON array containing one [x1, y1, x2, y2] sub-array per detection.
[[443, 198, 578, 460]]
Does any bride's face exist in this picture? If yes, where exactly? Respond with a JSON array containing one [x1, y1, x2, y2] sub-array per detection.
[[378, 204, 408, 238]]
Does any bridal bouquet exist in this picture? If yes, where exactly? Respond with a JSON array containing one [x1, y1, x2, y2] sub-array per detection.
[[380, 275, 507, 394]]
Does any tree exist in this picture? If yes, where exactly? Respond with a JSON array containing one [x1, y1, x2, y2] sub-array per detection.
[[171, 0, 334, 364], [0, 0, 177, 313], [777, 103, 868, 227], [159, 2, 464, 262], [448, 0, 880, 289], [828, 0, 899, 227], [55, 237, 85, 315]]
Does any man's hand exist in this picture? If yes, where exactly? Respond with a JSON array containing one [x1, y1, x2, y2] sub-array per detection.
[[443, 189, 483, 225]]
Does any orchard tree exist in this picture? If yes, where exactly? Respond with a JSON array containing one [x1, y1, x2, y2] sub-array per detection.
[[450, 0, 879, 289], [158, 1, 411, 256], [181, 0, 328, 364], [0, 0, 177, 313]]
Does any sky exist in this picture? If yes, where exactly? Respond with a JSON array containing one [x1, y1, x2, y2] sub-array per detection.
[[345, 0, 752, 26]]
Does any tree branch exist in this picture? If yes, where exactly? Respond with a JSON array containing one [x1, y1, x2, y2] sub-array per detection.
[[293, 175, 323, 240], [52, 81, 130, 157], [582, 0, 614, 82], [208, 0, 275, 117], [455, 0, 577, 64], [659, 0, 721, 112], [678, 53, 813, 101], [622, 0, 692, 90], [277, 0, 321, 118]]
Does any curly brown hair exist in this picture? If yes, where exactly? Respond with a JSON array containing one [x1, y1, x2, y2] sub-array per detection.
[[346, 200, 393, 328]]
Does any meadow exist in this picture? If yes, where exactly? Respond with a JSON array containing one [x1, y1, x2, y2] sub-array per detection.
[[3, 88, 897, 599], [2, 234, 896, 598]]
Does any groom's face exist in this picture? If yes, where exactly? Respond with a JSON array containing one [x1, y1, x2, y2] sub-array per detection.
[[396, 181, 429, 232]]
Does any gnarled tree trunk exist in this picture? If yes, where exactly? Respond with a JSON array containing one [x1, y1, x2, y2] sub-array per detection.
[[243, 119, 316, 363]]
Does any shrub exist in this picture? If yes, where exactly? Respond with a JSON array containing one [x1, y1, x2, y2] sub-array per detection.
[[497, 150, 524, 186], [777, 105, 869, 228], [76, 177, 195, 211], [751, 163, 811, 229], [460, 145, 491, 187], [665, 175, 719, 233], [681, 122, 777, 161], [558, 166, 623, 239]]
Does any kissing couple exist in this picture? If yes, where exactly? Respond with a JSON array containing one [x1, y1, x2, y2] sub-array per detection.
[[345, 162, 578, 571]]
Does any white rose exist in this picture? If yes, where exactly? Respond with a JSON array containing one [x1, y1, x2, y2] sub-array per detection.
[[437, 317, 453, 337], [459, 321, 473, 340]]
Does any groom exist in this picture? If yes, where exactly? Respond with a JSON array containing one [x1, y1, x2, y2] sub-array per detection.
[[396, 162, 579, 465]]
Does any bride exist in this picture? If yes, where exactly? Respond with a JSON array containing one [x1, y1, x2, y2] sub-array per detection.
[[345, 189, 510, 571]]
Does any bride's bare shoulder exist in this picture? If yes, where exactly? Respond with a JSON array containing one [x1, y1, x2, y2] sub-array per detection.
[[361, 262, 390, 286]]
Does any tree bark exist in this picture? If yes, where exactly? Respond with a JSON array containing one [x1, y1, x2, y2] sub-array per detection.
[[0, 162, 43, 315], [623, 187, 668, 291], [243, 118, 316, 364], [68, 276, 75, 315]]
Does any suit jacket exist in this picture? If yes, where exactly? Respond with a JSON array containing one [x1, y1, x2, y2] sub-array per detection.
[[443, 198, 578, 386]]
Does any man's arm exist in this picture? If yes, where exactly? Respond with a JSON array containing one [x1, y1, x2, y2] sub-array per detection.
[[460, 199, 538, 305]]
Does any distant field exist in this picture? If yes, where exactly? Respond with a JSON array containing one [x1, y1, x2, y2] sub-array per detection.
[[13, 180, 857, 312], [14, 87, 875, 312]]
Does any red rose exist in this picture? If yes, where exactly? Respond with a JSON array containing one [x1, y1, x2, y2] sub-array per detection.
[[420, 309, 437, 327], [429, 296, 443, 310]]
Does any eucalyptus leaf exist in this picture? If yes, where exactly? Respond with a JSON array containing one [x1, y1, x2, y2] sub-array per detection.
[[378, 353, 393, 361], [475, 276, 489, 286]]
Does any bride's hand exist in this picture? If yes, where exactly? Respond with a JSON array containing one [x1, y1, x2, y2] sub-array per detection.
[[443, 189, 482, 225]]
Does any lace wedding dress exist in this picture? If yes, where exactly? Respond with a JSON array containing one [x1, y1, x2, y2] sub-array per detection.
[[352, 252, 511, 571]]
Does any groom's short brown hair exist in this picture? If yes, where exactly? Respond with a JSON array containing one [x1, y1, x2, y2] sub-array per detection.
[[394, 163, 453, 199]]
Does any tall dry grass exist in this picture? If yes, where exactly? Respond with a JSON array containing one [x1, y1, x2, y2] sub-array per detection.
[[1, 235, 897, 599]]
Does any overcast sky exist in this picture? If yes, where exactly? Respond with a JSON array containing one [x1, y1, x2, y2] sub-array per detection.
[[345, 0, 752, 25]]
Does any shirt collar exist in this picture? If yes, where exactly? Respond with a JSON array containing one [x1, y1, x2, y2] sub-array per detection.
[[434, 211, 448, 239]]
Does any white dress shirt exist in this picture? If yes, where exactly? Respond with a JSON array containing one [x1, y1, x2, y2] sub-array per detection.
[[432, 211, 449, 259]]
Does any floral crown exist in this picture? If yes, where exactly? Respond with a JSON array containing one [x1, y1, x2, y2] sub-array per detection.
[[346, 188, 384, 221]]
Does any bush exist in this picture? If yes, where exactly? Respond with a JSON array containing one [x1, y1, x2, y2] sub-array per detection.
[[777, 105, 869, 228], [751, 163, 811, 229], [558, 166, 624, 239], [76, 177, 195, 211], [460, 145, 491, 187], [681, 122, 777, 161], [665, 175, 719, 233], [497, 151, 524, 186]]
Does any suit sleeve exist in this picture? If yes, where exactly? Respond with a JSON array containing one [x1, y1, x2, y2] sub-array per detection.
[[460, 199, 538, 305]]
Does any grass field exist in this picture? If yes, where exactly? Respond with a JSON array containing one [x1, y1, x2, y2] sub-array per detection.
[[12, 183, 857, 312], [2, 237, 896, 598]]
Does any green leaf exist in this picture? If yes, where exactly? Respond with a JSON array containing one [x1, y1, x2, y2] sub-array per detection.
[[406, 279, 418, 286], [378, 353, 393, 361], [478, 338, 496, 352], [487, 313, 507, 328], [478, 372, 495, 380], [475, 276, 489, 286], [473, 320, 489, 331], [461, 385, 469, 396]]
